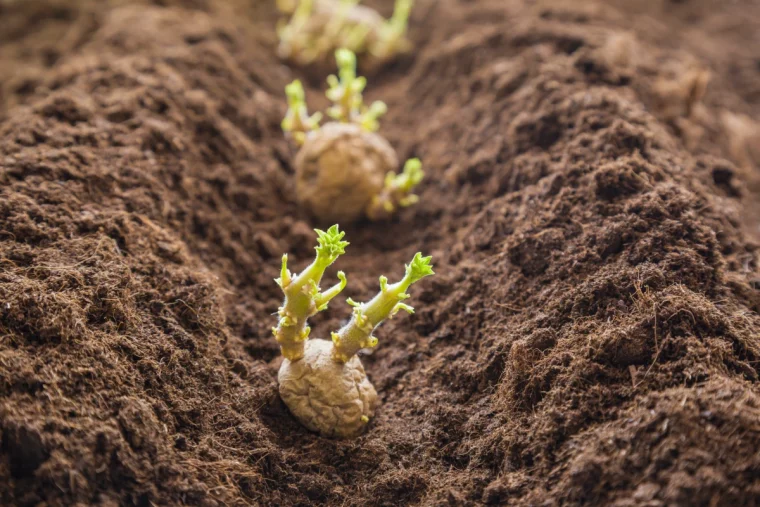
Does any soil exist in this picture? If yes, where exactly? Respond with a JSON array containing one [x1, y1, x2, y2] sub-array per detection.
[[1, 0, 759, 506]]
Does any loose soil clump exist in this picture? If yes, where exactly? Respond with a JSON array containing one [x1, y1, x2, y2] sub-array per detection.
[[1, 0, 759, 505]]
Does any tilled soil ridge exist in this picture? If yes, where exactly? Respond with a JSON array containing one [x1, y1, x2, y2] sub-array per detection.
[[1, 0, 759, 506]]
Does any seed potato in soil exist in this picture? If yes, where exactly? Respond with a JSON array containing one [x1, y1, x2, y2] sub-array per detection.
[[1, 0, 759, 505]]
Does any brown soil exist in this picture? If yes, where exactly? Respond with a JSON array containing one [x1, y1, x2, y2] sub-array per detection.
[[1, 0, 759, 505]]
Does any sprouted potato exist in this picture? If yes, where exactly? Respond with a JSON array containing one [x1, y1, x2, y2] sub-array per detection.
[[282, 49, 424, 223], [277, 0, 414, 67], [273, 227, 433, 437]]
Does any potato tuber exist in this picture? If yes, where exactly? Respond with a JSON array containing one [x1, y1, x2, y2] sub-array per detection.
[[275, 236, 434, 438], [282, 49, 424, 224], [295, 122, 397, 224]]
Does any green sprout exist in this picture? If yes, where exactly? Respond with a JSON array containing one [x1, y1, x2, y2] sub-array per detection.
[[281, 80, 322, 145], [370, 0, 414, 61], [313, 0, 363, 57], [326, 48, 367, 122], [326, 49, 387, 129], [277, 0, 316, 62], [272, 225, 349, 360], [342, 19, 372, 55], [366, 158, 424, 219], [388, 157, 424, 204], [331, 252, 434, 362], [357, 100, 388, 132]]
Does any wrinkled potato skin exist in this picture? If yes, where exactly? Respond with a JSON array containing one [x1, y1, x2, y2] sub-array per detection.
[[295, 123, 398, 224], [278, 339, 378, 438]]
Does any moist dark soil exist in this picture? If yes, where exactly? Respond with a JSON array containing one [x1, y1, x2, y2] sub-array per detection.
[[1, 0, 760, 505]]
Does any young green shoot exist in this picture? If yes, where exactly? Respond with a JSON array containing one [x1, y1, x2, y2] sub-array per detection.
[[273, 225, 348, 360], [313, 0, 364, 57], [331, 252, 434, 362], [281, 80, 322, 145], [277, 0, 316, 62], [341, 19, 373, 55], [326, 48, 368, 122], [357, 100, 388, 132], [371, 0, 414, 61], [325, 49, 387, 129], [366, 158, 424, 220]]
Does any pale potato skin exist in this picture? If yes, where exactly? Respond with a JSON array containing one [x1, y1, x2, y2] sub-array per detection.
[[295, 123, 398, 224], [308, 1, 385, 39], [278, 339, 378, 438], [278, 0, 385, 63]]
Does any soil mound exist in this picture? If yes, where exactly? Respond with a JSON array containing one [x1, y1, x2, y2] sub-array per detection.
[[0, 0, 759, 505]]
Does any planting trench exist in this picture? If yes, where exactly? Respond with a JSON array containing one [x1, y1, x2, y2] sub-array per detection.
[[1, 0, 760, 505]]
